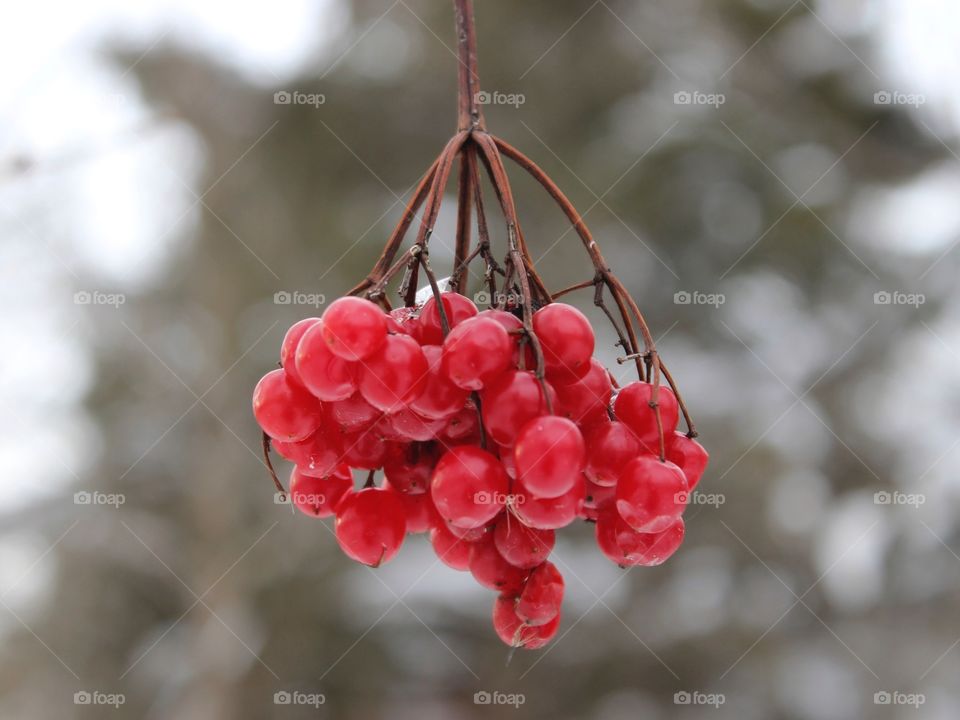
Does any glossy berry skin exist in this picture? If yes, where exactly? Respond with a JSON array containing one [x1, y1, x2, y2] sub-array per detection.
[[334, 487, 406, 567], [280, 318, 319, 388], [271, 425, 343, 478], [492, 595, 560, 649], [532, 303, 594, 383], [614, 382, 679, 454], [294, 321, 357, 401], [468, 535, 529, 594], [516, 561, 564, 625], [616, 456, 688, 533], [441, 316, 513, 390], [595, 512, 685, 567], [289, 464, 352, 518], [410, 345, 469, 420], [481, 371, 555, 447], [666, 431, 708, 490], [388, 306, 417, 335], [585, 421, 641, 487], [444, 519, 490, 542], [253, 369, 325, 442], [386, 483, 437, 533], [417, 293, 478, 345], [429, 523, 472, 571], [328, 393, 380, 431], [512, 473, 585, 530], [493, 515, 554, 569], [581, 479, 616, 521], [513, 416, 585, 498], [383, 443, 437, 494], [554, 358, 612, 425], [440, 405, 480, 444], [321, 296, 387, 361], [358, 334, 428, 413], [338, 426, 389, 470], [431, 446, 509, 528], [388, 408, 448, 442]]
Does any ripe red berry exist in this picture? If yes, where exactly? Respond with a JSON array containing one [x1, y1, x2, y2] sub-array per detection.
[[295, 321, 358, 401], [615, 456, 688, 533], [614, 382, 679, 453], [387, 306, 417, 335], [431, 446, 509, 528], [554, 358, 612, 425], [481, 370, 555, 447], [666, 431, 708, 490], [478, 308, 523, 333], [595, 512, 685, 567], [321, 296, 387, 361], [513, 416, 585, 498], [417, 292, 478, 345], [280, 317, 319, 388], [289, 464, 353, 518], [334, 487, 406, 566], [584, 421, 641, 487], [429, 523, 472, 570], [409, 345, 469, 420], [388, 484, 437, 533], [253, 369, 325, 442], [581, 479, 616, 521], [439, 405, 480, 444], [338, 426, 389, 470], [327, 392, 380, 431], [358, 334, 428, 413], [511, 473, 585, 530], [271, 424, 343, 478], [493, 515, 555, 569], [516, 561, 564, 626], [532, 303, 594, 382], [468, 534, 529, 594], [492, 595, 560, 649], [441, 316, 513, 390], [387, 408, 448, 442]]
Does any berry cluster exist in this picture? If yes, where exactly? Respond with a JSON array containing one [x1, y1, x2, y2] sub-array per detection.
[[253, 292, 708, 649]]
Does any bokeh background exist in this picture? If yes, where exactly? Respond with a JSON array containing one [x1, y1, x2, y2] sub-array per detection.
[[3, 0, 960, 717]]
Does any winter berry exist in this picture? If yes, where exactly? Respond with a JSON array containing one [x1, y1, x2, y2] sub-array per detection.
[[516, 561, 564, 625], [417, 292, 478, 345], [327, 392, 380, 431], [511, 473, 585, 530], [358, 334, 429, 413], [584, 421, 641, 487], [288, 464, 353, 518], [513, 416, 585, 498], [532, 303, 594, 382], [441, 316, 513, 390], [253, 369, 325, 442], [383, 443, 437, 495], [431, 446, 509, 528], [615, 456, 688, 533], [614, 381, 679, 454], [280, 317, 319, 388], [409, 345, 469, 420], [666, 431, 708, 490], [481, 370, 555, 447], [429, 523, 472, 571], [468, 534, 529, 594], [321, 296, 388, 361], [492, 595, 560, 649], [295, 320, 358, 401], [271, 424, 343, 478], [554, 358, 612, 425], [334, 487, 406, 566], [595, 511, 685, 567], [493, 515, 555, 569]]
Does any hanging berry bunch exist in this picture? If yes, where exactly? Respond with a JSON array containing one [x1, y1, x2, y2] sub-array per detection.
[[253, 0, 707, 650]]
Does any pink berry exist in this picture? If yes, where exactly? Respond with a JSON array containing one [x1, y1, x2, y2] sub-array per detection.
[[441, 316, 513, 390], [431, 446, 509, 529], [321, 296, 387, 361], [595, 512, 685, 567], [614, 382, 679, 454], [296, 320, 357, 401], [513, 416, 585, 498], [584, 421, 641, 487], [334, 487, 406, 566], [280, 318, 319, 388], [253, 369, 325, 442], [358, 334, 428, 413], [615, 456, 688, 533], [417, 292, 478, 345], [532, 303, 594, 382], [516, 561, 564, 626], [288, 464, 352, 518], [481, 370, 555, 447], [493, 515, 555, 569], [666, 431, 708, 490]]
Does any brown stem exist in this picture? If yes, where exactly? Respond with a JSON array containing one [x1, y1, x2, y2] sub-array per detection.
[[453, 145, 474, 294], [454, 0, 485, 131], [262, 433, 286, 497]]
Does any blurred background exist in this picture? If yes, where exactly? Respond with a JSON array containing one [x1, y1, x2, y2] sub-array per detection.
[[2, 0, 959, 717]]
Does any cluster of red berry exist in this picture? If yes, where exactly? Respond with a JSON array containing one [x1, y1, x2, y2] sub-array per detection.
[[253, 292, 707, 649]]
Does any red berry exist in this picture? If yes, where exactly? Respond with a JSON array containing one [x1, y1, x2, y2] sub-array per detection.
[[468, 534, 529, 594], [295, 321, 357, 401], [387, 306, 417, 335], [478, 308, 523, 333], [321, 296, 387, 361], [532, 303, 594, 382], [253, 369, 325, 442], [417, 292, 478, 345], [272, 425, 342, 478], [595, 512, 685, 567], [516, 561, 564, 625], [440, 316, 513, 391], [387, 483, 437, 533], [615, 456, 688, 533], [388, 407, 448, 442], [383, 443, 436, 494], [444, 519, 491, 542], [666, 431, 708, 490], [358, 334, 428, 413], [581, 479, 616, 521], [328, 392, 380, 431], [511, 473, 585, 530], [429, 523, 472, 570], [334, 487, 406, 566], [431, 446, 509, 528], [481, 370, 555, 447], [554, 358, 611, 425], [493, 515, 554, 569], [409, 345, 469, 420], [280, 318, 319, 388], [614, 382, 679, 453], [338, 426, 389, 470], [440, 405, 480, 444], [584, 421, 641, 487], [513, 416, 585, 498], [492, 595, 560, 649], [288, 464, 352, 518]]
